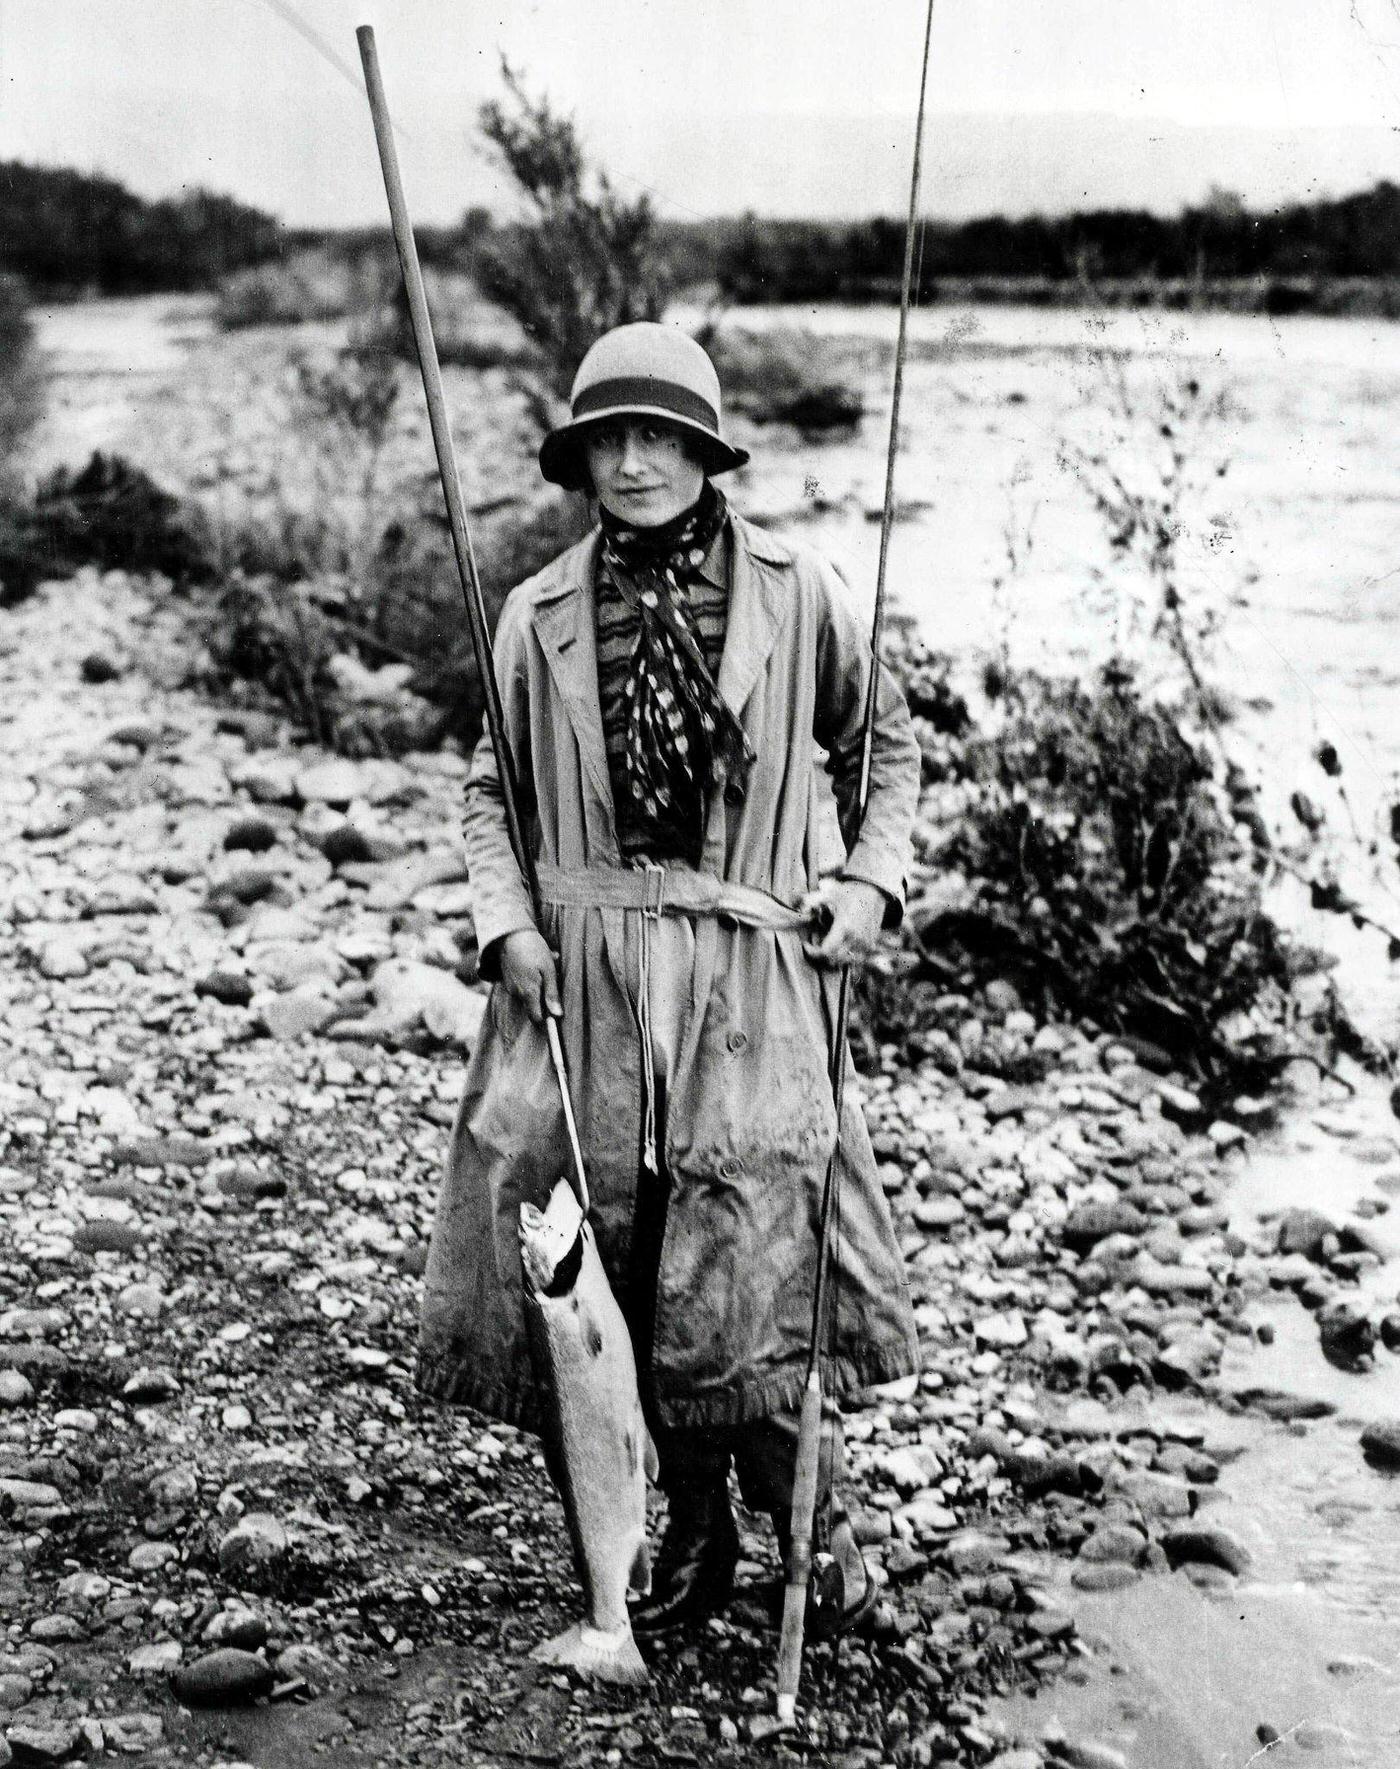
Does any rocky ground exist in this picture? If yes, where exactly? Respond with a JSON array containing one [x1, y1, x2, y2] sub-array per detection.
[[3, 569, 1400, 1769]]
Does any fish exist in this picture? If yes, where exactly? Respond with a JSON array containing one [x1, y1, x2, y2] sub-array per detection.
[[519, 1178, 656, 1685]]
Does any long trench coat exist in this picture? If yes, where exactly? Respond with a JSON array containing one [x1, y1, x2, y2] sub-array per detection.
[[416, 511, 921, 1431]]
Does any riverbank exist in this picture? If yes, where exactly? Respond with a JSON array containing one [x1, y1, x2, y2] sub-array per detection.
[[3, 568, 1399, 1767]]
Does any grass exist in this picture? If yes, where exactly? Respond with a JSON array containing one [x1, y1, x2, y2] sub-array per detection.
[[0, 276, 43, 495]]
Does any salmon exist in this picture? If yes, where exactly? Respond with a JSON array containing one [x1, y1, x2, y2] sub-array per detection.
[[519, 1179, 655, 1685]]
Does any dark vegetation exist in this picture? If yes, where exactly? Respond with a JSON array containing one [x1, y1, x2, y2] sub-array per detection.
[[473, 61, 669, 410], [701, 183, 1400, 312], [0, 275, 43, 494], [854, 650, 1318, 1094], [0, 161, 281, 294], [7, 151, 1400, 317], [0, 453, 210, 603]]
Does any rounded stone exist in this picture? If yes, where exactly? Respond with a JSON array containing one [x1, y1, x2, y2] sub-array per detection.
[[171, 1647, 275, 1708], [217, 1512, 288, 1579], [0, 1371, 35, 1409], [128, 1541, 180, 1574]]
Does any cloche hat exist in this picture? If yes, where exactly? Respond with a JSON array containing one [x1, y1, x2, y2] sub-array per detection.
[[539, 322, 749, 491]]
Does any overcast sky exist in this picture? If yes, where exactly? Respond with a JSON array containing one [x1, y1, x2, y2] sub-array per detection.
[[1, 0, 1397, 225]]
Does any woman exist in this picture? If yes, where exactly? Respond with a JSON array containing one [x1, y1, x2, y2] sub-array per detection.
[[418, 322, 920, 1636]]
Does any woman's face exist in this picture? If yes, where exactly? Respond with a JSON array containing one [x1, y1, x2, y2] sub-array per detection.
[[582, 418, 705, 528]]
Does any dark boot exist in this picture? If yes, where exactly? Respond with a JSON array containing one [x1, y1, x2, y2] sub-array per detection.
[[630, 1484, 740, 1634]]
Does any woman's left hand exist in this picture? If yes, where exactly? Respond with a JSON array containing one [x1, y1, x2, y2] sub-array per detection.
[[800, 878, 887, 968]]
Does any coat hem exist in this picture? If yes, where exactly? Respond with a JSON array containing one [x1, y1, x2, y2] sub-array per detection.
[[415, 1333, 919, 1435]]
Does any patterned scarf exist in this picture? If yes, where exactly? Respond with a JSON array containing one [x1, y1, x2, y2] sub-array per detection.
[[598, 482, 754, 863]]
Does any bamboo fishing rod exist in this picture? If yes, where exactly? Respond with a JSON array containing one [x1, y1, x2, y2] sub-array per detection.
[[776, 0, 939, 1724], [356, 25, 590, 1216]]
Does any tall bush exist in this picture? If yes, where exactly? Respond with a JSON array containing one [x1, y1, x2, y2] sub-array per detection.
[[474, 61, 672, 415], [0, 453, 208, 605], [859, 644, 1317, 1089]]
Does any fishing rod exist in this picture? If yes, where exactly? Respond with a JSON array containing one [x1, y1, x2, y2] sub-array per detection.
[[776, 0, 939, 1725], [356, 25, 590, 1217]]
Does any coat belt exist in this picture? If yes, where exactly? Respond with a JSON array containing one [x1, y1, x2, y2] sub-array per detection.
[[535, 862, 806, 930]]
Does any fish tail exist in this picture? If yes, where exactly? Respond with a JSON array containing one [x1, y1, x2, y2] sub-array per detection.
[[529, 1620, 649, 1686]]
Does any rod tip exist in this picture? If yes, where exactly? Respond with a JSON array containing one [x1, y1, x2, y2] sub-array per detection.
[[775, 1695, 797, 1726]]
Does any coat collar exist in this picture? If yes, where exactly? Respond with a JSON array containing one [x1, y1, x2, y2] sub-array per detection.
[[528, 512, 794, 854], [713, 513, 793, 727]]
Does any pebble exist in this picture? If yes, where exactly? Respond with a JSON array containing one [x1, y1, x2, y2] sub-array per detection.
[[1076, 1524, 1147, 1564], [974, 1310, 1028, 1349], [259, 988, 340, 1042], [128, 1641, 183, 1677], [101, 1715, 164, 1754], [172, 1648, 275, 1708], [121, 1367, 179, 1403], [37, 937, 90, 980], [1158, 1525, 1252, 1576], [354, 959, 487, 1046], [0, 1371, 34, 1408], [1277, 1207, 1337, 1258], [127, 1541, 179, 1573], [1062, 1201, 1146, 1252], [196, 969, 254, 1007], [914, 1195, 966, 1229], [115, 1282, 165, 1319], [203, 1607, 269, 1650], [217, 1512, 288, 1578], [1048, 1742, 1128, 1769], [0, 1479, 63, 1510], [224, 815, 279, 853], [1360, 1422, 1400, 1470], [296, 759, 370, 807], [5, 1722, 82, 1764]]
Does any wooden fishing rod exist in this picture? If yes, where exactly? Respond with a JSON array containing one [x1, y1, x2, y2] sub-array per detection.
[[776, 0, 939, 1725], [356, 25, 590, 1216]]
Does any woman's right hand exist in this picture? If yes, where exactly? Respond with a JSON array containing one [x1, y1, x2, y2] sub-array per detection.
[[499, 929, 562, 1024]]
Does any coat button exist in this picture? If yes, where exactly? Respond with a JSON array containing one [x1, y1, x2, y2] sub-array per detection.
[[726, 1030, 748, 1053], [718, 1157, 744, 1180]]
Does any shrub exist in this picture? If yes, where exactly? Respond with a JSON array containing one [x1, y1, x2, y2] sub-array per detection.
[[860, 650, 1307, 1089], [216, 249, 366, 329], [698, 323, 863, 435], [362, 268, 538, 372], [200, 489, 587, 756], [474, 61, 672, 417], [0, 452, 210, 604], [0, 275, 42, 493]]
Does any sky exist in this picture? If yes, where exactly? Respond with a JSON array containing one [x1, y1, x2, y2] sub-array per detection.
[[0, 0, 1397, 226]]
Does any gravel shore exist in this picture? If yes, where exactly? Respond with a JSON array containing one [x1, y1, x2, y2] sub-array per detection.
[[3, 569, 1399, 1767]]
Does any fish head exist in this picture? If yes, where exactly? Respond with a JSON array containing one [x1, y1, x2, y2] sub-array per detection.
[[519, 1177, 585, 1295]]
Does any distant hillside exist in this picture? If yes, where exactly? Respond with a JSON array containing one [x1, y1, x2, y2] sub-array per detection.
[[0, 162, 282, 295]]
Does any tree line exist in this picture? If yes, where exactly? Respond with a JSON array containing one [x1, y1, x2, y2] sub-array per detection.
[[689, 182, 1400, 303], [0, 162, 282, 294], [5, 156, 1400, 306]]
